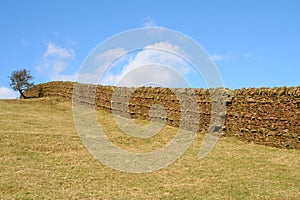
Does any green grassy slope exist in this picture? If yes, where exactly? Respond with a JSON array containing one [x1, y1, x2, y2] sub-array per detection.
[[0, 98, 299, 199]]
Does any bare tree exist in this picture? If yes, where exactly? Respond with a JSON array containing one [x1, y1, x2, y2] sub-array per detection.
[[9, 69, 34, 99]]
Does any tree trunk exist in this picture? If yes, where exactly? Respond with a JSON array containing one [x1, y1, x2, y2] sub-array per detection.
[[19, 90, 27, 99]]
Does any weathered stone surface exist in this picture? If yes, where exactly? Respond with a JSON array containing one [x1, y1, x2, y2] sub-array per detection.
[[24, 81, 300, 150]]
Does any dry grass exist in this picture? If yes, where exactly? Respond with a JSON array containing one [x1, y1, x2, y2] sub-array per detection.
[[0, 98, 299, 199]]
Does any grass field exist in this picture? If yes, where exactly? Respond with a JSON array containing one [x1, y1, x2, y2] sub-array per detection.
[[0, 98, 299, 199]]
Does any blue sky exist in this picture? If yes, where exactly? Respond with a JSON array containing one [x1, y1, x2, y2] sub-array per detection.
[[0, 0, 299, 98]]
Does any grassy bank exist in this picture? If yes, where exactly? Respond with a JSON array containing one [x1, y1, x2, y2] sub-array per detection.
[[0, 98, 299, 199]]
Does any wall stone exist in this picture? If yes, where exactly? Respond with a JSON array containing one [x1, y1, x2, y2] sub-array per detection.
[[25, 81, 300, 149]]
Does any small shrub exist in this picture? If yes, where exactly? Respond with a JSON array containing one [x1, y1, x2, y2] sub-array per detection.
[[38, 87, 45, 97]]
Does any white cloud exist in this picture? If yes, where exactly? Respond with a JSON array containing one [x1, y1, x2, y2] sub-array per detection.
[[20, 38, 29, 46], [43, 42, 74, 59], [52, 31, 59, 36], [100, 42, 192, 87], [36, 42, 76, 81], [140, 17, 157, 27], [0, 87, 18, 99], [95, 48, 126, 65], [74, 48, 127, 84], [210, 52, 231, 61], [114, 64, 188, 88], [52, 71, 78, 82], [243, 52, 253, 59]]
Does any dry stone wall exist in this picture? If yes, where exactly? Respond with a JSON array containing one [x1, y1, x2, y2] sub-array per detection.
[[25, 81, 300, 149]]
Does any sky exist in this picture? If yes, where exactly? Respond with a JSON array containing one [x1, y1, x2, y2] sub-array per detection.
[[0, 0, 299, 98]]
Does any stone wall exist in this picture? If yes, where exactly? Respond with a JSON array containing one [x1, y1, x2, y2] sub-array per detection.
[[25, 81, 300, 149]]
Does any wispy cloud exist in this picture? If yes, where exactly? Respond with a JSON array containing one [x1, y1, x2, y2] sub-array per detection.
[[20, 38, 29, 46], [43, 42, 74, 59], [140, 17, 157, 27], [52, 31, 59, 36], [75, 48, 127, 84], [0, 87, 18, 99], [95, 48, 126, 64], [243, 52, 253, 59], [36, 42, 77, 81], [210, 52, 231, 61]]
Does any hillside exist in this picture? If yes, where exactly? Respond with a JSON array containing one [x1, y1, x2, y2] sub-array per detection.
[[0, 98, 299, 199]]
